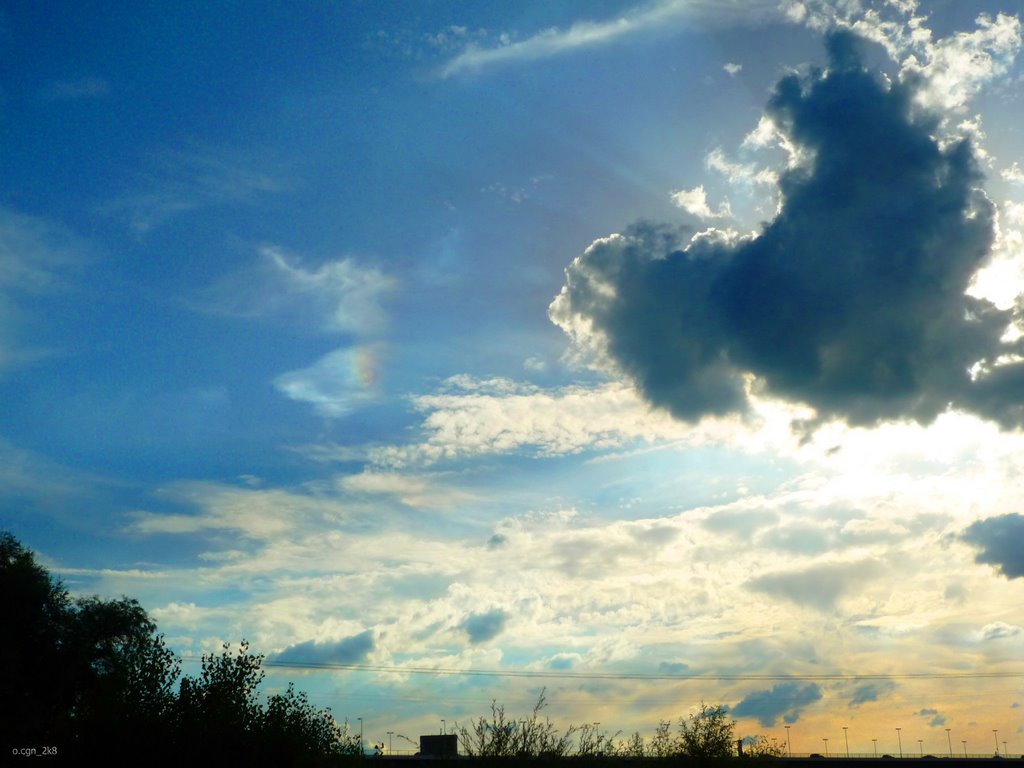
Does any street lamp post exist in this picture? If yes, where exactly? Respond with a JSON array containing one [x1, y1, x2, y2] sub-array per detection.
[[388, 731, 393, 754], [994, 731, 1000, 756], [823, 738, 829, 758], [962, 740, 967, 758], [946, 729, 952, 758], [896, 728, 903, 759], [358, 718, 363, 754], [918, 739, 923, 757], [843, 727, 850, 758], [873, 739, 878, 757], [442, 719, 446, 735], [785, 726, 792, 757]]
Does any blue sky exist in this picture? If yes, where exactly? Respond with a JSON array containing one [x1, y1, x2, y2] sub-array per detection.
[[3, 0, 1024, 754]]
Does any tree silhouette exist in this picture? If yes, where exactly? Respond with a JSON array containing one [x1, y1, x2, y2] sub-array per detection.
[[1, 531, 73, 745], [176, 640, 266, 757], [175, 640, 360, 763], [1, 531, 357, 763], [678, 702, 736, 759], [264, 682, 362, 764], [66, 596, 181, 753]]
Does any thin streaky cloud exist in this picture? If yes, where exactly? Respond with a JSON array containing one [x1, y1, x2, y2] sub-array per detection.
[[43, 76, 111, 100], [102, 145, 291, 232], [438, 0, 777, 78]]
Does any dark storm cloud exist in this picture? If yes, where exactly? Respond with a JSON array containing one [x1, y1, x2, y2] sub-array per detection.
[[462, 609, 507, 644], [270, 629, 375, 665], [962, 513, 1024, 579], [732, 682, 823, 727], [550, 31, 1023, 429]]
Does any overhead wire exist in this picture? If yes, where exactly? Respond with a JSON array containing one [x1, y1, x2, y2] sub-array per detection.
[[203, 659, 1024, 682]]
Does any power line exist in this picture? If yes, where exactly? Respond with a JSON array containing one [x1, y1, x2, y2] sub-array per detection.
[[183, 658, 1023, 682]]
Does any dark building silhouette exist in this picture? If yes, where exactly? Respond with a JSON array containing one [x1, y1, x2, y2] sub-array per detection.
[[420, 734, 458, 757]]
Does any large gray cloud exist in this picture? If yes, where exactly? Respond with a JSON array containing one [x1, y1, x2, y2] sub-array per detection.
[[550, 31, 1023, 430], [747, 558, 883, 611], [269, 629, 376, 665], [962, 513, 1024, 579], [732, 682, 823, 727]]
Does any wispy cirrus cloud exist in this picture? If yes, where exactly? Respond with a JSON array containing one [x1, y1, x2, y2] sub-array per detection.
[[195, 245, 396, 418], [199, 246, 395, 336], [126, 480, 353, 540], [337, 470, 476, 510], [0, 207, 85, 371], [42, 76, 111, 100], [103, 145, 290, 232], [437, 0, 777, 78]]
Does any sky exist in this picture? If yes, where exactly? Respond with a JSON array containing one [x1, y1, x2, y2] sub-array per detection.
[[3, 0, 1024, 755]]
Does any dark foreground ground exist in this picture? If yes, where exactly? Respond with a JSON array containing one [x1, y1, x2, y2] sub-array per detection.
[[368, 758, 1021, 768]]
